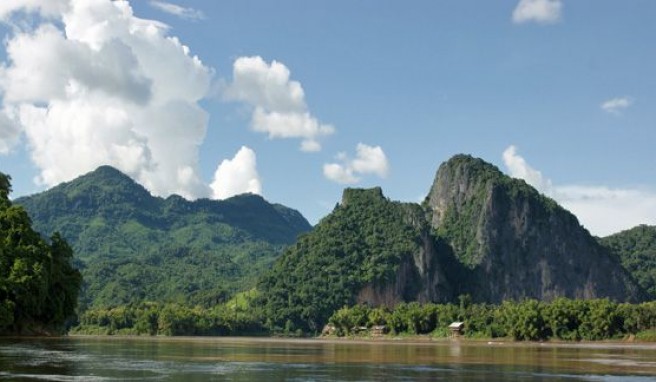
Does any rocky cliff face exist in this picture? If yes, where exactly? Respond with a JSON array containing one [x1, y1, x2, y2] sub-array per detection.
[[355, 197, 452, 307], [425, 155, 645, 303]]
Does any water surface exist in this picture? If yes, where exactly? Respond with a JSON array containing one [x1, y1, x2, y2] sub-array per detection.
[[0, 336, 655, 381]]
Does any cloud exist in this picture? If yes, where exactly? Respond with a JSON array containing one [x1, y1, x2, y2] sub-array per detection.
[[210, 146, 262, 200], [502, 145, 552, 192], [512, 0, 562, 25], [149, 1, 204, 21], [0, 0, 68, 21], [0, 0, 215, 200], [323, 143, 389, 184], [0, 107, 21, 154], [601, 97, 633, 115], [502, 145, 656, 236], [224, 56, 334, 152], [555, 185, 656, 237]]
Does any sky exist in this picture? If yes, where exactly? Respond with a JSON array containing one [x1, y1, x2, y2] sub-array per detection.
[[0, 0, 655, 236]]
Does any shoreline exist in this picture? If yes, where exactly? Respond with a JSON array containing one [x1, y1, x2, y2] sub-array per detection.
[[9, 333, 652, 349]]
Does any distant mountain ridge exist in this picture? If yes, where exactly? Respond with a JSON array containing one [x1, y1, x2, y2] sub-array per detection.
[[259, 154, 647, 332], [16, 165, 311, 308], [18, 165, 309, 249]]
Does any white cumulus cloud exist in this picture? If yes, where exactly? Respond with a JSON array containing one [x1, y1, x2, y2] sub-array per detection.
[[0, 0, 216, 200], [0, 107, 21, 154], [512, 0, 562, 25], [224, 56, 334, 152], [601, 97, 633, 115], [0, 0, 69, 21], [502, 145, 656, 236], [210, 146, 262, 200], [502, 145, 553, 192], [323, 143, 389, 185], [150, 1, 204, 21]]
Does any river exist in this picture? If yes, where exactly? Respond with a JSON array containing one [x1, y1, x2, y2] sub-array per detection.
[[0, 336, 655, 381]]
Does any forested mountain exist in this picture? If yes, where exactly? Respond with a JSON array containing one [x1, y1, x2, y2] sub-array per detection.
[[258, 187, 453, 332], [425, 155, 644, 303], [259, 155, 647, 332], [15, 166, 311, 309], [11, 157, 652, 336], [601, 225, 656, 297], [0, 172, 81, 334]]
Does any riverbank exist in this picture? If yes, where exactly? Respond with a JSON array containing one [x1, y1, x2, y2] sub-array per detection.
[[317, 328, 656, 344], [57, 333, 656, 349]]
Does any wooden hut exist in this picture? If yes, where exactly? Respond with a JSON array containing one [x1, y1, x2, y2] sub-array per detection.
[[321, 324, 336, 336], [371, 325, 389, 336], [448, 321, 464, 337]]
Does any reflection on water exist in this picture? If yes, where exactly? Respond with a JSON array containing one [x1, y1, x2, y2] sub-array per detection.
[[0, 337, 655, 381]]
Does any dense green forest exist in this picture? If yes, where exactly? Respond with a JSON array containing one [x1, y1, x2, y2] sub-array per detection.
[[328, 299, 656, 341], [73, 291, 266, 336], [79, 243, 280, 310], [16, 166, 310, 309], [0, 172, 81, 334], [254, 156, 650, 334], [257, 188, 425, 333], [601, 225, 656, 297], [6, 160, 656, 340], [73, 297, 656, 341]]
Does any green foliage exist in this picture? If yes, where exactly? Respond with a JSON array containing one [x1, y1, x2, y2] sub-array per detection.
[[497, 300, 546, 340], [78, 242, 277, 309], [600, 225, 656, 297], [259, 188, 423, 333], [0, 172, 81, 334], [635, 329, 656, 341], [542, 297, 582, 340], [15, 166, 310, 310], [327, 298, 656, 341], [329, 305, 370, 335], [74, 298, 267, 336], [75, 298, 656, 340]]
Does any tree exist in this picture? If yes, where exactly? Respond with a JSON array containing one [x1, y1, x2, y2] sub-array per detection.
[[0, 172, 11, 201], [0, 173, 81, 334]]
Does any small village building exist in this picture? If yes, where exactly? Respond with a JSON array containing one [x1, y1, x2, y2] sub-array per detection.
[[448, 321, 465, 337], [321, 324, 336, 336], [371, 325, 388, 336]]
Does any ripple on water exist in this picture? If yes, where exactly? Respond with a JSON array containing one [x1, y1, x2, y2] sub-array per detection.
[[2, 339, 656, 381], [0, 371, 124, 381]]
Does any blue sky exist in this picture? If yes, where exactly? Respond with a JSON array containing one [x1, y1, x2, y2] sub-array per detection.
[[0, 0, 655, 235]]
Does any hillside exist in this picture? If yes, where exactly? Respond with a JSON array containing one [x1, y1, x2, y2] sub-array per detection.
[[600, 225, 656, 297], [259, 187, 453, 332], [16, 166, 311, 309], [259, 154, 646, 332]]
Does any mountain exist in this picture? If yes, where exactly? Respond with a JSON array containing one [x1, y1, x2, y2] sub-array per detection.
[[259, 187, 453, 332], [15, 166, 311, 309], [425, 155, 645, 303], [259, 154, 646, 332], [600, 225, 656, 297]]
